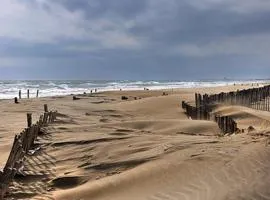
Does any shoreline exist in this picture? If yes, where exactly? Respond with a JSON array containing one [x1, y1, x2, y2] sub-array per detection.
[[0, 80, 269, 100], [0, 82, 269, 101]]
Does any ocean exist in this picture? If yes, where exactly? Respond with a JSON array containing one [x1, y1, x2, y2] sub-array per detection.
[[0, 80, 268, 99]]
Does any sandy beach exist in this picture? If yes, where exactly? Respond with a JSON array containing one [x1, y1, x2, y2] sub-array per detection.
[[1, 84, 270, 200], [1, 0, 270, 199]]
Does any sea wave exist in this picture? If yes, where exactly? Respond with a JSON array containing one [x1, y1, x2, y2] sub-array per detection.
[[0, 80, 268, 99]]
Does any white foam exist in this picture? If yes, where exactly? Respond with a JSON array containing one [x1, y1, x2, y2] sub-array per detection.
[[0, 80, 268, 99]]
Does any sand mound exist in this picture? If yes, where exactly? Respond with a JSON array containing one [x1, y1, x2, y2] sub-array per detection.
[[116, 94, 186, 119], [106, 119, 220, 136], [54, 141, 270, 200]]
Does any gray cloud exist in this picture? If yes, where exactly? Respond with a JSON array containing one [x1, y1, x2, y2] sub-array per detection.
[[0, 0, 269, 79]]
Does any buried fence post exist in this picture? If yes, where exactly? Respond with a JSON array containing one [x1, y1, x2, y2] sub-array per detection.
[[53, 111, 57, 121], [43, 112, 49, 125], [182, 101, 186, 109], [39, 115, 43, 126]]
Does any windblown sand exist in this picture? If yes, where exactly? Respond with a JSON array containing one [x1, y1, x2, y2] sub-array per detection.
[[1, 84, 270, 200]]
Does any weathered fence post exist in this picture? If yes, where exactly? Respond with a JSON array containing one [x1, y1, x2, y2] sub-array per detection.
[[27, 113, 32, 127], [27, 90, 30, 99], [14, 97, 18, 104], [36, 90, 39, 98], [44, 104, 48, 113], [19, 90, 21, 99], [195, 93, 199, 108]]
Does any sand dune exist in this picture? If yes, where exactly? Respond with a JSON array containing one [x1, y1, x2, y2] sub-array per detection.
[[0, 85, 269, 200], [55, 141, 270, 200]]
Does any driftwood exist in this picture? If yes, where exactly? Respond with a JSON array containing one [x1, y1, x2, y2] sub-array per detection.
[[73, 96, 80, 100], [121, 96, 128, 100]]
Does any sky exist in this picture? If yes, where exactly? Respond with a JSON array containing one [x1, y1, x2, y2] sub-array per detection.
[[0, 0, 270, 80]]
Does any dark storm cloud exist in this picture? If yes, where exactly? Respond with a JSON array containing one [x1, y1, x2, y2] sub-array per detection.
[[52, 0, 147, 19], [51, 0, 270, 42], [0, 0, 270, 79]]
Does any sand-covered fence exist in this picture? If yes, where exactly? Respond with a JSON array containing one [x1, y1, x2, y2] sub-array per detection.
[[0, 105, 57, 199], [182, 101, 238, 134], [182, 84, 270, 135]]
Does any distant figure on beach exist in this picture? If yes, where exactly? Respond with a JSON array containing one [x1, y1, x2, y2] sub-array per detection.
[[90, 90, 92, 94], [95, 89, 97, 93]]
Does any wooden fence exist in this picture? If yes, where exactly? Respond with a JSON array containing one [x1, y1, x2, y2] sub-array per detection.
[[0, 105, 57, 199], [198, 85, 270, 111], [182, 101, 238, 134], [181, 84, 270, 135]]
